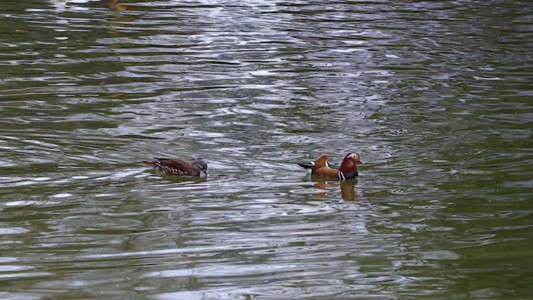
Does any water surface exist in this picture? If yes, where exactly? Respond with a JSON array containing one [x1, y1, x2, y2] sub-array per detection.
[[1, 0, 532, 298]]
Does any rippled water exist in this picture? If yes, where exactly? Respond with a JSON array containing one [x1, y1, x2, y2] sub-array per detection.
[[1, 0, 532, 298]]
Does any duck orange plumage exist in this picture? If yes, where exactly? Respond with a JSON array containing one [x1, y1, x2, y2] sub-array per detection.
[[298, 152, 363, 180], [143, 158, 208, 177]]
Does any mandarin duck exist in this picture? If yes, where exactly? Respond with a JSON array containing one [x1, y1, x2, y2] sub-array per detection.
[[143, 158, 208, 177], [298, 152, 363, 180]]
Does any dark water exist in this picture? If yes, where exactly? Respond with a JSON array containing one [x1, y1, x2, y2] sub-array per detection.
[[1, 0, 532, 298]]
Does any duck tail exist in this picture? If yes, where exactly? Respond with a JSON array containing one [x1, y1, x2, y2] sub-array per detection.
[[297, 160, 315, 170]]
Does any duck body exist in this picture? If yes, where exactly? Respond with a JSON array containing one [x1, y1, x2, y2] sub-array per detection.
[[297, 160, 340, 170], [298, 153, 363, 181], [143, 158, 208, 177]]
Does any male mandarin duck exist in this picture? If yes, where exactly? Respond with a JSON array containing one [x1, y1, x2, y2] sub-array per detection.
[[298, 152, 363, 180], [143, 158, 208, 177]]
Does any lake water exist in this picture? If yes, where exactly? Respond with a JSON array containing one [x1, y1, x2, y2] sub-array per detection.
[[1, 0, 532, 298]]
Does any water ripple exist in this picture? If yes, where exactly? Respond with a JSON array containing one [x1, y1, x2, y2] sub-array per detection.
[[0, 0, 532, 298]]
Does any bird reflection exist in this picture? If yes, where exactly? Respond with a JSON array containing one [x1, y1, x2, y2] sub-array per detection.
[[313, 180, 359, 201]]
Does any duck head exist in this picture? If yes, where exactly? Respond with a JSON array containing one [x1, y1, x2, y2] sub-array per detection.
[[339, 152, 363, 180], [192, 159, 208, 177]]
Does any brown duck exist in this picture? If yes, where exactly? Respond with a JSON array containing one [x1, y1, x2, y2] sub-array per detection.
[[143, 158, 208, 177], [298, 152, 363, 180]]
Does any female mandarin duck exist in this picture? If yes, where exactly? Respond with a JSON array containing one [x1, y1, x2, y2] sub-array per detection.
[[298, 152, 363, 181], [143, 158, 208, 177]]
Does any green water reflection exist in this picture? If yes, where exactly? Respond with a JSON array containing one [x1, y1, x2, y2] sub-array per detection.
[[0, 0, 532, 298]]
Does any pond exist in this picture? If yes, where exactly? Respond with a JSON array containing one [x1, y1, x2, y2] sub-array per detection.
[[0, 0, 532, 298]]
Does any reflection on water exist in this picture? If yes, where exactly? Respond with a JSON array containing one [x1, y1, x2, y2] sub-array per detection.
[[313, 180, 358, 202], [0, 0, 532, 298]]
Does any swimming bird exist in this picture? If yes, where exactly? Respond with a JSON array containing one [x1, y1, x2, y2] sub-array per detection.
[[143, 158, 208, 177], [298, 152, 363, 180]]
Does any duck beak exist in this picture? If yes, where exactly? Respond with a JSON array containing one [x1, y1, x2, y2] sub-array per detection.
[[201, 170, 208, 177]]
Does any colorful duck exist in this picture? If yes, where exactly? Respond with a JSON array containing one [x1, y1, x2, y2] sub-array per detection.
[[298, 152, 363, 180]]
